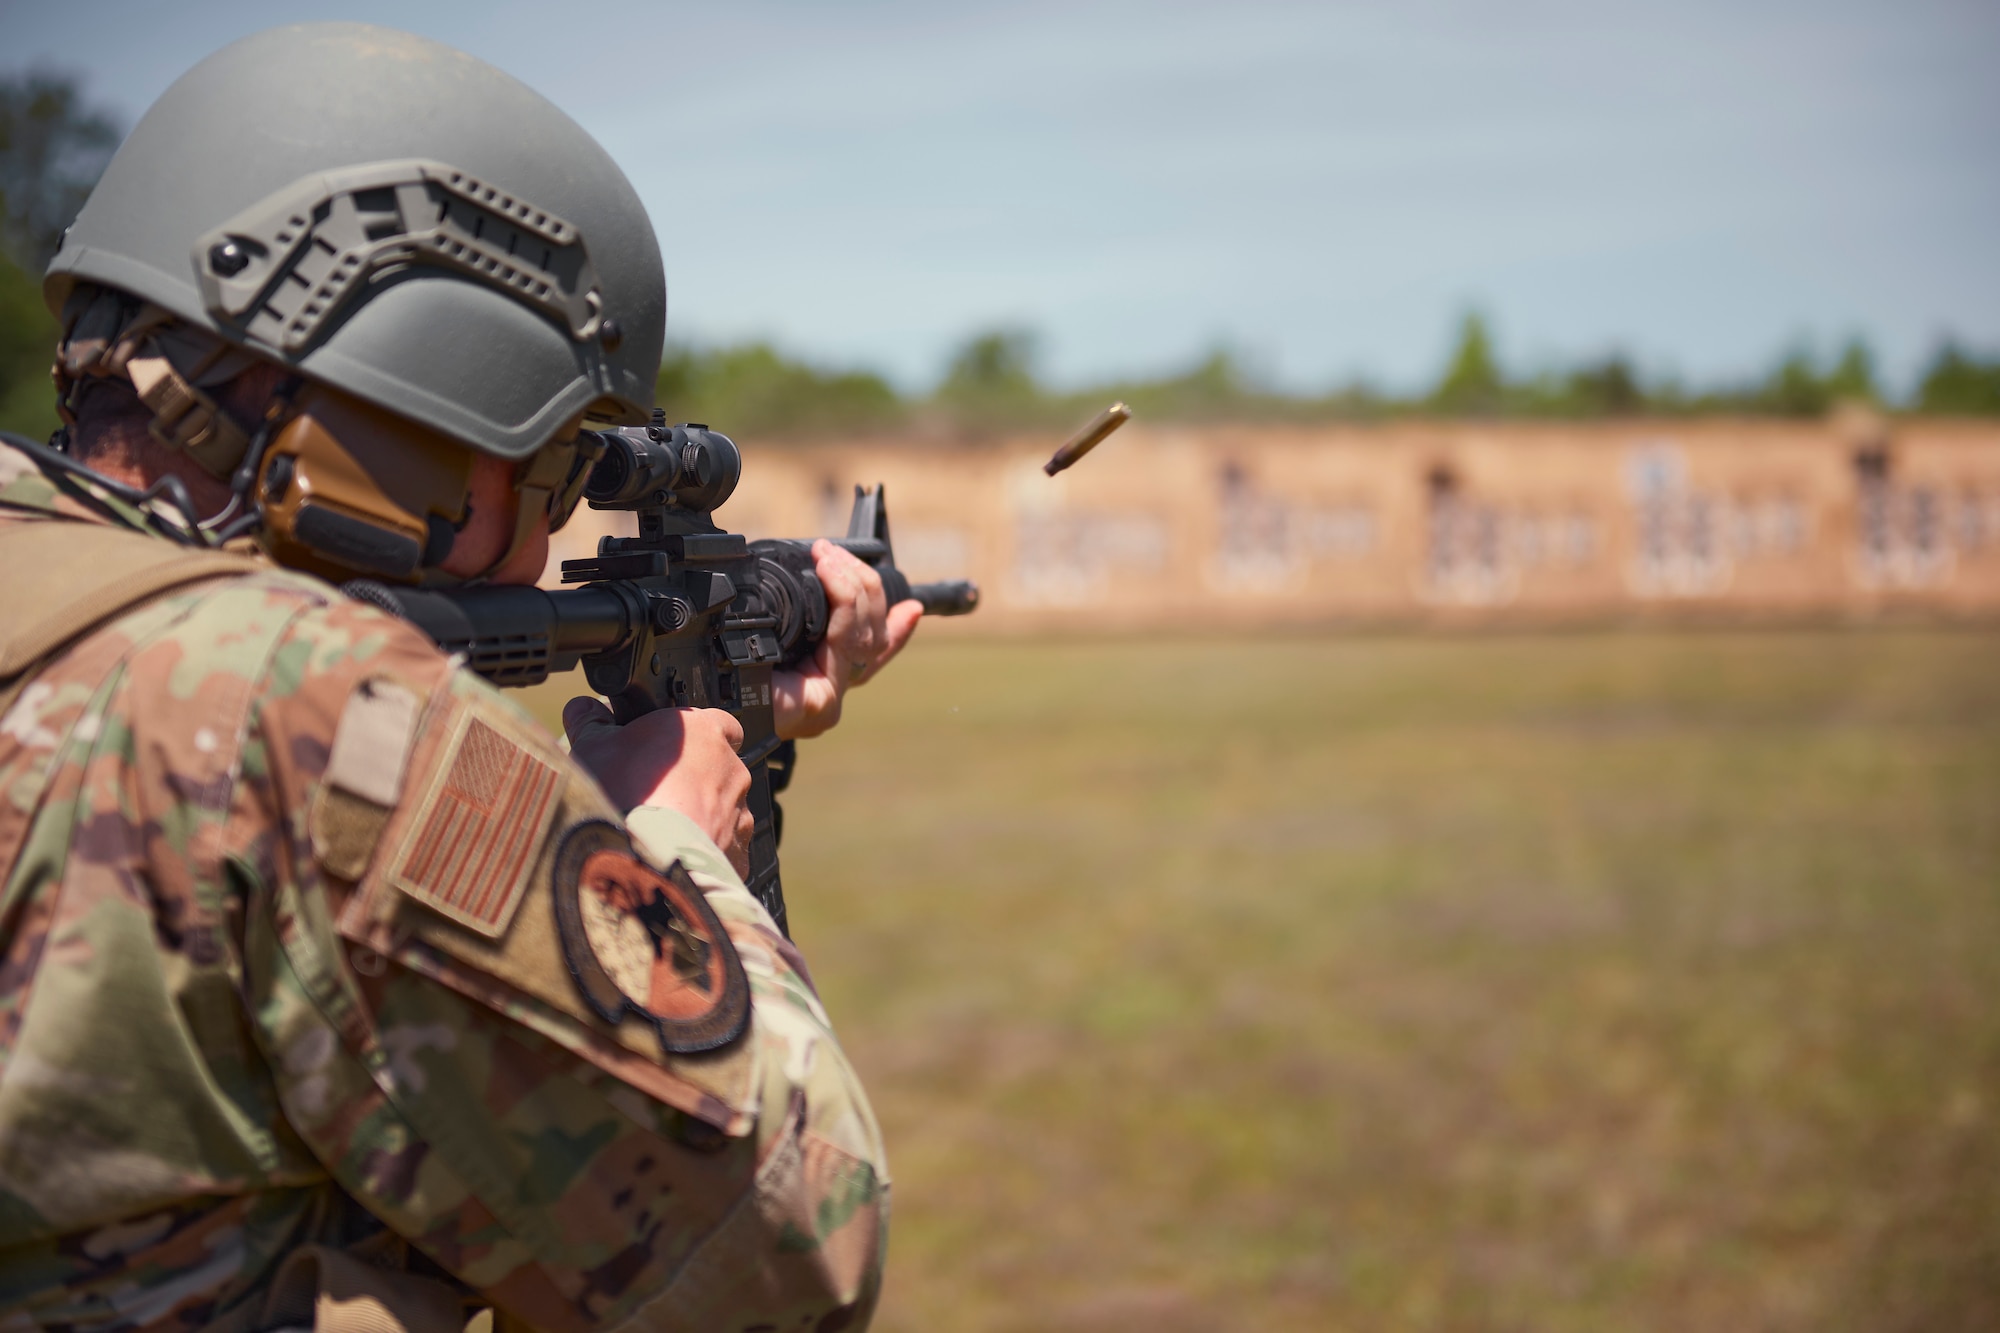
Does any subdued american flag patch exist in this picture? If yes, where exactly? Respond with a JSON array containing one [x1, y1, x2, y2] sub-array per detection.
[[389, 714, 561, 937]]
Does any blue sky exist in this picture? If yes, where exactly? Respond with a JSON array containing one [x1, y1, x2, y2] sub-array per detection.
[[3, 0, 1994, 395]]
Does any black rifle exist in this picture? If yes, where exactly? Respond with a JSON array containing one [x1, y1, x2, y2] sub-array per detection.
[[345, 413, 978, 937]]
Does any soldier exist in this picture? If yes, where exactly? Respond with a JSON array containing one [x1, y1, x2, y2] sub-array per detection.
[[0, 23, 918, 1333]]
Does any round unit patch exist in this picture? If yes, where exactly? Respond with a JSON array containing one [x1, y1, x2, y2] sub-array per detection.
[[552, 820, 750, 1054]]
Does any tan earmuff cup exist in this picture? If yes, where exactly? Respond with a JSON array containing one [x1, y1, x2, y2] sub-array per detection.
[[257, 385, 476, 584]]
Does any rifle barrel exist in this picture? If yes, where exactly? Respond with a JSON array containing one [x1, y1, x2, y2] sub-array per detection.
[[909, 580, 980, 615]]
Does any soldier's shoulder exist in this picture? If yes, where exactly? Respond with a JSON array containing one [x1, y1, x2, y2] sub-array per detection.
[[106, 567, 473, 797], [164, 564, 459, 695]]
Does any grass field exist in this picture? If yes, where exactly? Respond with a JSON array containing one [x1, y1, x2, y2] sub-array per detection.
[[532, 630, 2000, 1331]]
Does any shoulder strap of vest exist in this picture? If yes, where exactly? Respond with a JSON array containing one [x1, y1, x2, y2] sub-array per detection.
[[0, 518, 270, 715]]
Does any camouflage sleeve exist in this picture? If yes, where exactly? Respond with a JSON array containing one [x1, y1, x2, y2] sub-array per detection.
[[233, 589, 888, 1332]]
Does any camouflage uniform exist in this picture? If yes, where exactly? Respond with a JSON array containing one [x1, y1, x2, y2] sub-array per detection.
[[0, 440, 889, 1332]]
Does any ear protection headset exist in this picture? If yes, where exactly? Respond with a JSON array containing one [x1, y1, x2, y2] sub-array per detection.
[[254, 384, 604, 585]]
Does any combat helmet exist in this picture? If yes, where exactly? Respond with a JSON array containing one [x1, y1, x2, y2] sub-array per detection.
[[43, 23, 664, 580]]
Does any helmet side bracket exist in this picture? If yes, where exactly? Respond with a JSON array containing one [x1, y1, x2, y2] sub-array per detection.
[[193, 159, 608, 359]]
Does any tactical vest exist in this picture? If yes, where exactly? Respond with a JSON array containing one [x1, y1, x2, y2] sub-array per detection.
[[0, 516, 269, 718], [0, 515, 489, 1333]]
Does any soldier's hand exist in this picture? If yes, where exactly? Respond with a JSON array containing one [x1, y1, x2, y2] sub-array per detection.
[[562, 699, 756, 877], [774, 539, 922, 740]]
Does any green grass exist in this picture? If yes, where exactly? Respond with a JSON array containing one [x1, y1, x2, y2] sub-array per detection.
[[529, 631, 2000, 1331]]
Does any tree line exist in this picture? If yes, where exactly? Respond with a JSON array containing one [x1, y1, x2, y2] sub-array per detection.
[[2, 69, 1997, 443], [0, 69, 116, 441], [654, 319, 2000, 441]]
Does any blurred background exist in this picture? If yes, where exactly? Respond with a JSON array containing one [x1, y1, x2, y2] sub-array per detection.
[[5, 2, 1999, 1328]]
